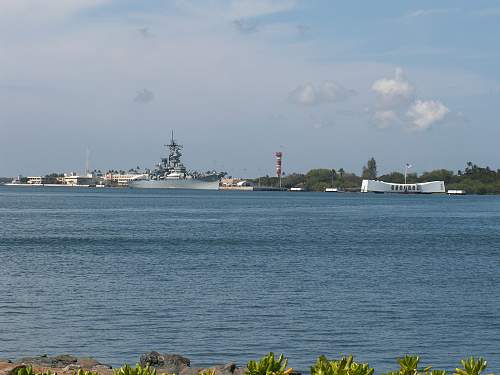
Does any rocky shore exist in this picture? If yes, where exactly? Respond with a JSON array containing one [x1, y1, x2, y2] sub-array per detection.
[[0, 353, 250, 375]]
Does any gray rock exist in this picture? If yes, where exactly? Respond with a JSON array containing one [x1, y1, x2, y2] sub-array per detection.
[[78, 358, 103, 369], [140, 353, 190, 374], [220, 363, 237, 375], [14, 355, 109, 370], [211, 363, 240, 375], [92, 364, 113, 371], [16, 354, 78, 368], [0, 364, 26, 375], [62, 365, 81, 372], [180, 363, 242, 375], [179, 367, 201, 375]]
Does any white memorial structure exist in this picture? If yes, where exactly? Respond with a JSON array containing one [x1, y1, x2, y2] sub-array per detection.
[[361, 180, 446, 194], [361, 163, 446, 194]]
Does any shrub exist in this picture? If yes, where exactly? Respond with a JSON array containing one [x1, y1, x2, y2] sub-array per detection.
[[74, 369, 99, 375], [246, 353, 292, 375], [385, 355, 444, 375], [114, 364, 157, 375], [454, 358, 493, 375], [14, 368, 35, 375], [311, 355, 374, 375], [15, 367, 55, 375], [384, 355, 496, 375]]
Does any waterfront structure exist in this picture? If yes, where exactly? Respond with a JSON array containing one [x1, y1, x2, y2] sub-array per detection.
[[448, 189, 466, 195], [220, 178, 254, 191], [20, 176, 64, 185], [26, 176, 45, 185], [361, 180, 446, 194], [104, 173, 147, 187], [6, 173, 94, 186], [128, 133, 222, 190], [64, 173, 95, 186]]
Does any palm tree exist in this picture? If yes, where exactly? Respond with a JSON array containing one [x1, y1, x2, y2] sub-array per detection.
[[338, 168, 345, 189], [331, 169, 336, 187]]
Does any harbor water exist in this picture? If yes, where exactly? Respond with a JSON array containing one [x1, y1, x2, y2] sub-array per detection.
[[0, 187, 499, 373]]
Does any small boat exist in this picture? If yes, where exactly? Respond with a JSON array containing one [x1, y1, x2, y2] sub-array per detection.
[[447, 189, 466, 195], [325, 188, 339, 192]]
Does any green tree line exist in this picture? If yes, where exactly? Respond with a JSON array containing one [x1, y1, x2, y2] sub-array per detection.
[[250, 159, 500, 194]]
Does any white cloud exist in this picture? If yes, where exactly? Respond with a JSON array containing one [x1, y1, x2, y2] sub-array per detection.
[[371, 69, 452, 131], [289, 81, 356, 106], [371, 68, 415, 106], [406, 100, 450, 130], [373, 110, 399, 129], [290, 83, 317, 105]]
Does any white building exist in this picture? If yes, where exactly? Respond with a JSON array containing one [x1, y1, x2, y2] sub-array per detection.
[[236, 180, 254, 187], [64, 173, 95, 186], [219, 178, 254, 190], [361, 180, 446, 194], [26, 176, 44, 184], [104, 173, 147, 187]]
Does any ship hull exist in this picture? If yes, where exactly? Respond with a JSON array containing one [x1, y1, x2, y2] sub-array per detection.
[[129, 179, 219, 190]]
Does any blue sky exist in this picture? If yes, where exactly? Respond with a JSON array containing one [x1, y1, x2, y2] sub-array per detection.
[[1, 0, 500, 177]]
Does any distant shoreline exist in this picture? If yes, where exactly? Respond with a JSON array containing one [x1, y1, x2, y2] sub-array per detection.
[[0, 183, 398, 194], [0, 183, 496, 194]]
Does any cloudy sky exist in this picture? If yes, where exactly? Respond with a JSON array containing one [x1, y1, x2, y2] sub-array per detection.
[[1, 0, 500, 177]]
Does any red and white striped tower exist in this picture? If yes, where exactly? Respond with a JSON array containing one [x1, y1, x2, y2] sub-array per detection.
[[275, 151, 283, 188]]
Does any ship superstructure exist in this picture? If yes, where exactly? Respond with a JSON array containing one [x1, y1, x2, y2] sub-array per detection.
[[154, 133, 188, 180], [129, 133, 222, 190]]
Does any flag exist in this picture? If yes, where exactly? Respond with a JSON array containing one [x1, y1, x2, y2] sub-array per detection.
[[406, 163, 412, 169]]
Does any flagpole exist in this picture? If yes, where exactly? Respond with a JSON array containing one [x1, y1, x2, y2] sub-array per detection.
[[404, 163, 412, 185]]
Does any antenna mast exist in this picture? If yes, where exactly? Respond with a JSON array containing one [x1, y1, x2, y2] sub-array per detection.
[[85, 147, 90, 175]]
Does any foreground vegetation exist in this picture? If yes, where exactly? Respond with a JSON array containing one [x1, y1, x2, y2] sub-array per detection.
[[13, 353, 495, 375], [250, 160, 500, 194], [16, 369, 103, 375]]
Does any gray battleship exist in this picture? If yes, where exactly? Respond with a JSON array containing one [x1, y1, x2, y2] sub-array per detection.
[[129, 134, 222, 190]]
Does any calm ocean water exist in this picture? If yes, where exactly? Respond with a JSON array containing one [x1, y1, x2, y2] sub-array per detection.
[[0, 187, 498, 374]]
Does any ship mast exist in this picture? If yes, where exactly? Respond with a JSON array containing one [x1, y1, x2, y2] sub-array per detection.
[[164, 130, 184, 171]]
